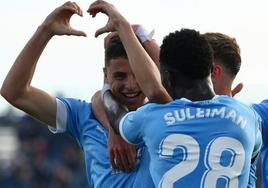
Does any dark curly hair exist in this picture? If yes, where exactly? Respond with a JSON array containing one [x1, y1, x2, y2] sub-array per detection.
[[160, 29, 213, 79], [204, 32, 241, 77]]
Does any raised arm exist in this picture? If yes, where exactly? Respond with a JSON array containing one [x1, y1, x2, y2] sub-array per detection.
[[0, 2, 86, 127], [88, 0, 172, 104]]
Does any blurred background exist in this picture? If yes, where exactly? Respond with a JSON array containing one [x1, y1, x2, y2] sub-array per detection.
[[0, 107, 88, 188], [1, 0, 268, 187]]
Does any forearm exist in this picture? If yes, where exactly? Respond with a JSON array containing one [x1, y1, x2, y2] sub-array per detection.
[[91, 90, 112, 131], [103, 90, 128, 134], [143, 39, 160, 69], [116, 21, 172, 103], [1, 25, 52, 102]]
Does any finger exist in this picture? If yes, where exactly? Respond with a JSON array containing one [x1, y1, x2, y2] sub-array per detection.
[[109, 150, 117, 171], [127, 146, 136, 170], [95, 26, 110, 38], [232, 83, 243, 97], [118, 149, 132, 172], [114, 150, 125, 172], [68, 28, 87, 37], [72, 2, 83, 16], [88, 4, 107, 17], [88, 0, 105, 12], [62, 2, 79, 14]]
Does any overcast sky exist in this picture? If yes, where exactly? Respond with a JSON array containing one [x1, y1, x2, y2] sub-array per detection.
[[1, 0, 268, 114]]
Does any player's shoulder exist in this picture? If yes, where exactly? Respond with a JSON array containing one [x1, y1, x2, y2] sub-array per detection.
[[251, 99, 268, 110], [57, 97, 90, 107], [216, 95, 258, 116], [216, 95, 248, 107], [137, 100, 179, 111], [56, 97, 92, 116]]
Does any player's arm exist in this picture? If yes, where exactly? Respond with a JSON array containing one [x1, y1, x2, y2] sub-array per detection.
[[102, 88, 143, 145], [102, 90, 128, 134], [0, 2, 86, 127], [104, 24, 160, 69], [91, 90, 136, 172], [88, 1, 172, 104]]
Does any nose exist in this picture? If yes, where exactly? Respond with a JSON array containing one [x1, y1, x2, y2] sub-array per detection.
[[125, 75, 139, 90]]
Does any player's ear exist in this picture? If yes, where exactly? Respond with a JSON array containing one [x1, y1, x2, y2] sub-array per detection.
[[103, 67, 108, 80], [211, 63, 223, 80]]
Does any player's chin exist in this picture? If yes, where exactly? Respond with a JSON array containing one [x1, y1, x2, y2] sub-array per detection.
[[121, 92, 145, 110]]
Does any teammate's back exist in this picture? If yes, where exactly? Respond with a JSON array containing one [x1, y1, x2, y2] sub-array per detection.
[[120, 96, 262, 187]]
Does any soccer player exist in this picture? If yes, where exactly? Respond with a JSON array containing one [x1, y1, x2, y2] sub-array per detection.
[[88, 0, 262, 187], [0, 2, 157, 187], [204, 32, 268, 188]]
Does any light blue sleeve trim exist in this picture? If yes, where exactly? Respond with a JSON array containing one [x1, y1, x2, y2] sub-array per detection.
[[48, 98, 67, 134], [119, 112, 136, 145]]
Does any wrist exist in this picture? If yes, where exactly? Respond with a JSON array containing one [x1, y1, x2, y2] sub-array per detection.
[[37, 24, 54, 39], [116, 19, 131, 34]]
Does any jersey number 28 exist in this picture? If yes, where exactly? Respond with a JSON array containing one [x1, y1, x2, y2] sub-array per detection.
[[159, 134, 245, 188]]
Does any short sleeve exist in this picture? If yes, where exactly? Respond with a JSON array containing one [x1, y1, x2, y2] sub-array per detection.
[[251, 107, 263, 159], [48, 98, 67, 133], [119, 107, 147, 145], [252, 100, 268, 148], [49, 97, 92, 146]]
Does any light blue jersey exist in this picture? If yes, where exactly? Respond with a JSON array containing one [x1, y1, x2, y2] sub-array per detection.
[[252, 100, 268, 188], [120, 96, 262, 188], [54, 97, 154, 188]]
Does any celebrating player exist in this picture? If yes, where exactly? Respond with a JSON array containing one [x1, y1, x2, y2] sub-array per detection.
[[0, 2, 159, 187]]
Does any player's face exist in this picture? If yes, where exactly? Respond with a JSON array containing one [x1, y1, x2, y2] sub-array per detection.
[[104, 57, 146, 111]]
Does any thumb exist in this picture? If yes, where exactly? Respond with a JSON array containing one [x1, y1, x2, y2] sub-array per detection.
[[231, 83, 243, 97], [68, 28, 87, 37], [95, 26, 110, 38]]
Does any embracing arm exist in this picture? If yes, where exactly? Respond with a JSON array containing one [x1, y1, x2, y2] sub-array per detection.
[[102, 90, 128, 134], [0, 2, 86, 127], [91, 90, 136, 172]]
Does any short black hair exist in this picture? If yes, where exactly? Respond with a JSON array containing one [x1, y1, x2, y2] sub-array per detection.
[[160, 29, 213, 79], [204, 32, 241, 77], [105, 36, 128, 66]]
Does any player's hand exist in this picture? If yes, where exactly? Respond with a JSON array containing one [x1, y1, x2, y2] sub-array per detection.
[[108, 129, 136, 172], [41, 1, 86, 37], [87, 0, 128, 37], [104, 24, 140, 49], [231, 83, 243, 97]]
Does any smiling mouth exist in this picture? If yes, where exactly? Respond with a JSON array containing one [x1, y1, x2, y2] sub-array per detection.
[[123, 92, 141, 98]]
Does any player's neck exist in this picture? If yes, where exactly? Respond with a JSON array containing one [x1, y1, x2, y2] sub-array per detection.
[[172, 78, 215, 101]]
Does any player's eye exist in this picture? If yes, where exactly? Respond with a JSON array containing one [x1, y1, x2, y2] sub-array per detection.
[[113, 72, 127, 80]]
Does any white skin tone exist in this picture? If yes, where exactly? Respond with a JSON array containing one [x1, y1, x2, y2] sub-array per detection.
[[92, 29, 161, 171], [0, 1, 160, 172], [211, 62, 243, 97], [88, 0, 171, 103]]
